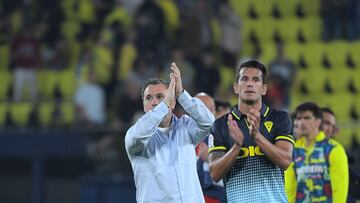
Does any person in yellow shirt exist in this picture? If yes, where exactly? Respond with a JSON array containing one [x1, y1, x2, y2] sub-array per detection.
[[285, 102, 348, 203]]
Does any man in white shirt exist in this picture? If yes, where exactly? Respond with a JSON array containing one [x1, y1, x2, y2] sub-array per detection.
[[125, 63, 215, 203]]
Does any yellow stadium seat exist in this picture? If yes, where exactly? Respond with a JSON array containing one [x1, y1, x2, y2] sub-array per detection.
[[298, 17, 322, 42], [349, 73, 360, 93], [251, 0, 273, 18], [259, 42, 276, 65], [118, 42, 137, 80], [60, 0, 77, 19], [297, 68, 327, 95], [322, 93, 354, 123], [38, 102, 55, 126], [252, 18, 276, 43], [219, 66, 235, 91], [58, 70, 76, 100], [157, 0, 179, 36], [355, 127, 360, 147], [0, 102, 8, 126], [326, 68, 352, 93], [275, 18, 299, 43], [273, 0, 297, 17], [38, 70, 59, 100], [10, 8, 23, 34], [68, 41, 81, 70], [348, 41, 360, 67], [298, 0, 321, 17], [0, 71, 12, 101], [77, 0, 96, 24], [289, 91, 312, 111], [61, 102, 75, 126], [104, 7, 132, 30], [0, 45, 10, 70], [335, 128, 353, 149], [323, 41, 349, 68], [10, 102, 33, 127], [284, 42, 304, 63], [92, 45, 113, 84], [230, 0, 251, 19], [301, 42, 324, 67], [61, 20, 81, 41]]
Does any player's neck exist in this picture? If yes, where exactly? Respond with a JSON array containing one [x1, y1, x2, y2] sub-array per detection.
[[159, 114, 172, 128], [305, 130, 319, 147], [238, 101, 262, 115]]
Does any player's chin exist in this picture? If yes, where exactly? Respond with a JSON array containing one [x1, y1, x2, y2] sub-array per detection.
[[241, 96, 258, 103]]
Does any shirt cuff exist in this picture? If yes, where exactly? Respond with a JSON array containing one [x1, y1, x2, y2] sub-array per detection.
[[153, 101, 170, 117], [177, 90, 191, 104]]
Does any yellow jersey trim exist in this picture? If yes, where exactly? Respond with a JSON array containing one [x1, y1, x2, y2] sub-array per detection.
[[263, 106, 270, 117], [276, 135, 294, 144], [208, 146, 227, 153]]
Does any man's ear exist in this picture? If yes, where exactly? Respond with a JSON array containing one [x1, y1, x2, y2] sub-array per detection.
[[233, 83, 239, 94], [262, 84, 267, 95]]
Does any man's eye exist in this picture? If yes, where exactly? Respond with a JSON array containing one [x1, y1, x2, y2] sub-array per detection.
[[157, 95, 164, 100], [145, 96, 152, 101]]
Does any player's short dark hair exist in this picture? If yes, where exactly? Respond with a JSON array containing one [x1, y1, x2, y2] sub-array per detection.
[[235, 60, 267, 84], [215, 99, 231, 112], [321, 107, 335, 117], [141, 78, 169, 100], [295, 102, 322, 119]]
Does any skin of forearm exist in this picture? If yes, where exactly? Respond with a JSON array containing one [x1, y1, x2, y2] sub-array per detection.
[[209, 145, 241, 182], [254, 135, 292, 170]]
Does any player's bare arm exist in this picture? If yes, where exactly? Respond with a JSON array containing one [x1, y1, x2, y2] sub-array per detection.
[[247, 109, 293, 169], [209, 114, 244, 182]]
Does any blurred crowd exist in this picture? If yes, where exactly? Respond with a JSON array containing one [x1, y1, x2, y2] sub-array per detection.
[[1, 0, 360, 176]]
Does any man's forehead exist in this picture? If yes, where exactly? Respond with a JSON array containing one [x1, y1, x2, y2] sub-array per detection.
[[296, 111, 315, 118], [144, 84, 167, 95], [323, 112, 336, 122], [240, 67, 262, 77]]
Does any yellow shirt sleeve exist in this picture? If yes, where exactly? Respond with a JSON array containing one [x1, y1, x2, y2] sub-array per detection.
[[285, 162, 297, 203], [329, 141, 349, 203]]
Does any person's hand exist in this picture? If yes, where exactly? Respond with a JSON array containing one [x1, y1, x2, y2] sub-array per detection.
[[247, 109, 260, 138], [228, 114, 244, 147], [197, 142, 209, 162], [170, 62, 183, 98], [164, 73, 176, 109]]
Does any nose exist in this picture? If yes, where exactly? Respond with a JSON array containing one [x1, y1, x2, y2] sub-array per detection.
[[151, 97, 161, 106], [246, 80, 253, 87]]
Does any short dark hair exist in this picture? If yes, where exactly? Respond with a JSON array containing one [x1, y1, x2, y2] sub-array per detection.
[[235, 60, 267, 84], [321, 107, 335, 117], [215, 99, 231, 112], [141, 78, 169, 99], [295, 102, 322, 119]]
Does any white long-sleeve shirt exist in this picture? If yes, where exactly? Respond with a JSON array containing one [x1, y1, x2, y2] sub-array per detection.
[[125, 90, 215, 203]]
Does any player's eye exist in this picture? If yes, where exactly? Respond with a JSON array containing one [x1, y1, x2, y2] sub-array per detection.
[[157, 95, 164, 100], [145, 95, 152, 101]]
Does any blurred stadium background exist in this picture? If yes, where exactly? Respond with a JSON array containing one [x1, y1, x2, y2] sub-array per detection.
[[0, 0, 359, 202]]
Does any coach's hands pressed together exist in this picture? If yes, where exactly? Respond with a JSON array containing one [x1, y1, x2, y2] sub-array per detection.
[[170, 62, 183, 98], [164, 72, 176, 110]]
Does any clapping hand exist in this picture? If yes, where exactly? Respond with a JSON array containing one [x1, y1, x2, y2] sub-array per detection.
[[247, 109, 260, 138], [164, 74, 176, 110], [228, 114, 244, 147], [170, 62, 183, 98]]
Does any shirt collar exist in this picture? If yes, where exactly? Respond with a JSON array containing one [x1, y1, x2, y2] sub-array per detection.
[[295, 131, 326, 148], [231, 103, 270, 120]]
